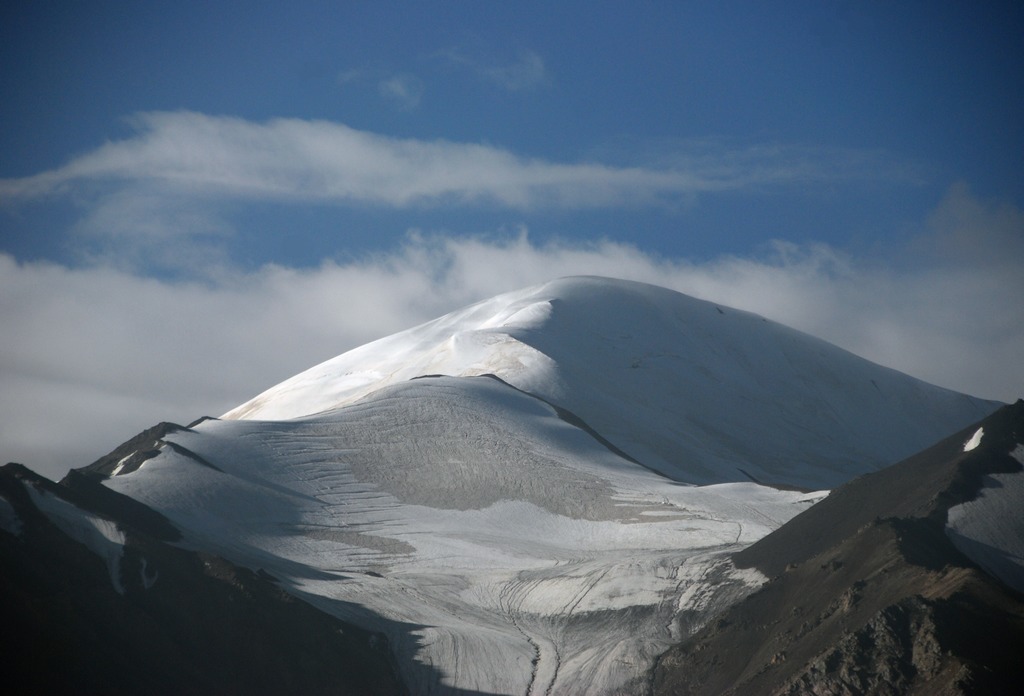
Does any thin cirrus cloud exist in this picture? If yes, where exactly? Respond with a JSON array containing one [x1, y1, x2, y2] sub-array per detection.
[[439, 47, 549, 91], [377, 74, 426, 110], [338, 68, 426, 111], [0, 111, 910, 213]]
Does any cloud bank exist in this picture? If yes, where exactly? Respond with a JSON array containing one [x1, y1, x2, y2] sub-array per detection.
[[3, 182, 1022, 480]]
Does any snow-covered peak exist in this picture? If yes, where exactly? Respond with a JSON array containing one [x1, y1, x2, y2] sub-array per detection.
[[222, 279, 564, 422], [96, 279, 1011, 693], [223, 276, 999, 487]]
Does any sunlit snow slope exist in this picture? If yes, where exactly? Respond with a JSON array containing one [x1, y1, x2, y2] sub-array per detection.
[[100, 277, 1000, 695], [226, 276, 998, 488]]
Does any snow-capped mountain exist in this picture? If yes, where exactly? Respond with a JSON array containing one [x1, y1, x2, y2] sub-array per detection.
[[224, 276, 997, 489], [2, 276, 1012, 695]]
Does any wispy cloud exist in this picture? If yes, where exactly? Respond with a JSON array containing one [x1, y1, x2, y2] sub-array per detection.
[[68, 187, 235, 275], [0, 111, 919, 278], [0, 111, 909, 211], [336, 68, 367, 86], [441, 48, 549, 91], [3, 184, 1022, 480], [336, 67, 426, 111], [377, 74, 425, 110]]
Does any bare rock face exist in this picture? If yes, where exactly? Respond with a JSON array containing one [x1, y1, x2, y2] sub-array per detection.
[[652, 522, 1024, 695], [796, 597, 946, 695], [778, 593, 1000, 696], [652, 401, 1024, 696]]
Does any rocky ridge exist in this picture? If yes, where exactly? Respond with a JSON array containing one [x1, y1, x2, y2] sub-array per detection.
[[652, 401, 1024, 695]]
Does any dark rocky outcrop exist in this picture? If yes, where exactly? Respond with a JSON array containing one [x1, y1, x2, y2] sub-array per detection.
[[652, 401, 1024, 695], [0, 463, 405, 695], [76, 421, 193, 478]]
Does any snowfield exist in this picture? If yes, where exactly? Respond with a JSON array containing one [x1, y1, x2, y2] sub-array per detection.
[[225, 276, 997, 489], [102, 277, 998, 694], [947, 443, 1024, 594]]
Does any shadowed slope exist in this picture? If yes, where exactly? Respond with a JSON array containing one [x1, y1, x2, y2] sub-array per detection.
[[653, 401, 1024, 695], [0, 463, 408, 696]]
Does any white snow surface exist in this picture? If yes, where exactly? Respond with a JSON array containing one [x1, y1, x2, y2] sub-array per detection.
[[963, 427, 985, 452], [224, 276, 998, 489], [107, 375, 823, 694], [101, 277, 1001, 694], [946, 444, 1024, 593]]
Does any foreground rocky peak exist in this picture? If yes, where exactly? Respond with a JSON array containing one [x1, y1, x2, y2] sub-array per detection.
[[653, 400, 1024, 695], [0, 463, 404, 696]]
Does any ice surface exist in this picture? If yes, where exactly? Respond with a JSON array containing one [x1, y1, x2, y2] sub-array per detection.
[[101, 278, 1003, 694], [107, 375, 820, 694], [946, 444, 1024, 593]]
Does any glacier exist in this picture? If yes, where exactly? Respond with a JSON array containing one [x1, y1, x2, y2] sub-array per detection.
[[96, 276, 999, 694]]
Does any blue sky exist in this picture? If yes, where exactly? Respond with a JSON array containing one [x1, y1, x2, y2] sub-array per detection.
[[2, 1, 1023, 478]]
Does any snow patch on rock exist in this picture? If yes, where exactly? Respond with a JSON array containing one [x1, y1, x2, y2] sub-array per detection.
[[963, 427, 984, 452]]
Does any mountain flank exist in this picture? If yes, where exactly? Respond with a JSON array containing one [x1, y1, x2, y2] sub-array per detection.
[[652, 401, 1024, 695], [0, 463, 405, 695]]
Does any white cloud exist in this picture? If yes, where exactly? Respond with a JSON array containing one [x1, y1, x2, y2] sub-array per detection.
[[0, 112, 902, 213], [68, 187, 235, 275], [3, 185, 1022, 481], [0, 112, 921, 280], [924, 180, 1024, 265]]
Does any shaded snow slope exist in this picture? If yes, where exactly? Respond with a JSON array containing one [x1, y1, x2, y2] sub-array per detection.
[[105, 375, 824, 695], [24, 484, 127, 594], [947, 444, 1024, 593], [224, 276, 999, 489]]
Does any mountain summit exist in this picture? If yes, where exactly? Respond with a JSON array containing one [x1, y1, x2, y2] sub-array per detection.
[[3, 276, 1009, 695], [226, 276, 997, 488]]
